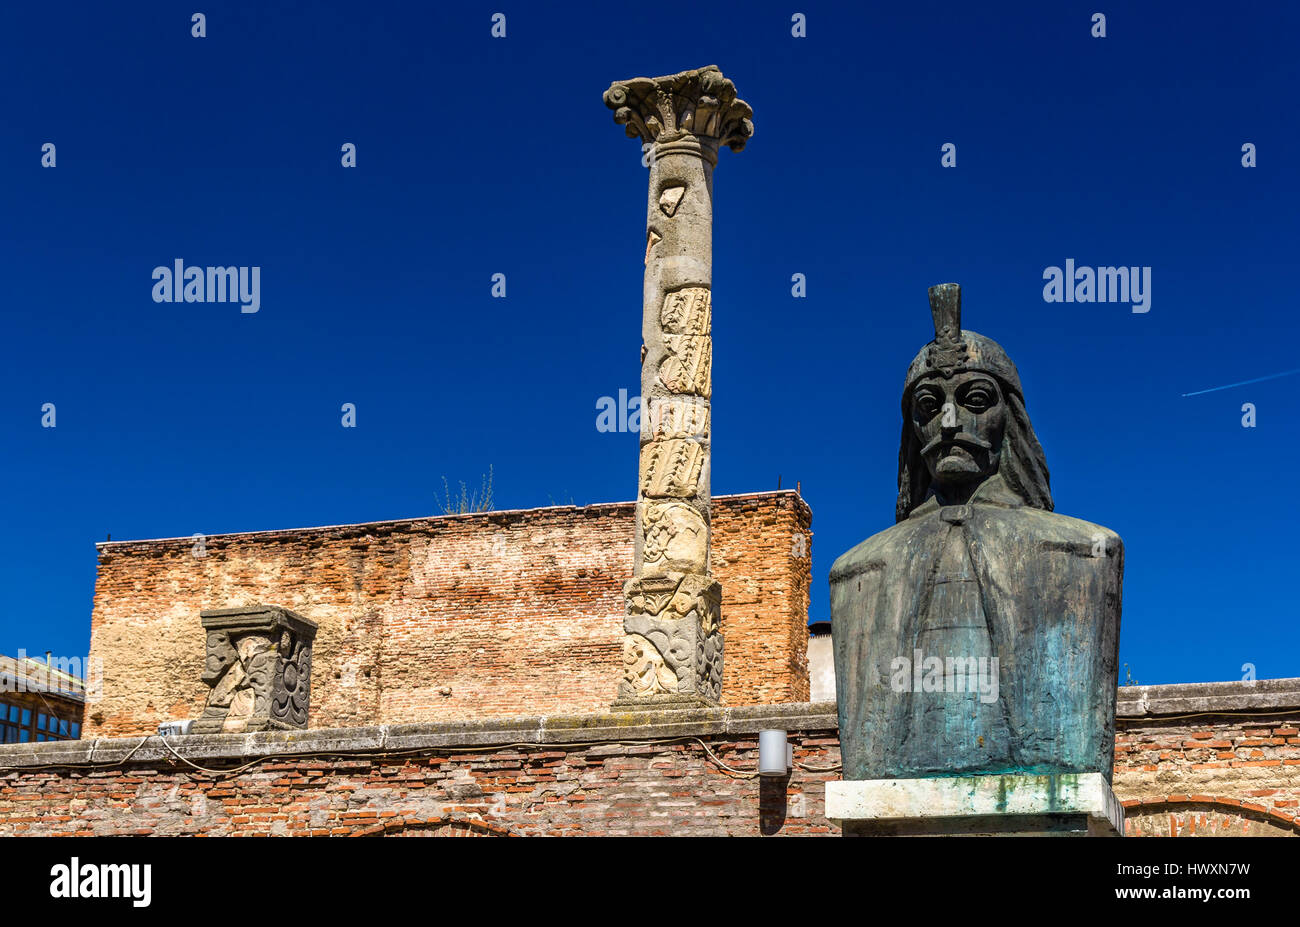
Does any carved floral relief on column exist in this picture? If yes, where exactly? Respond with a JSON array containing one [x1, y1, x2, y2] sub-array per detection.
[[640, 440, 705, 499], [619, 573, 724, 704], [641, 501, 708, 576]]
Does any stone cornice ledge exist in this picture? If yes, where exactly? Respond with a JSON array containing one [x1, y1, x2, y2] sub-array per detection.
[[7, 680, 1298, 771], [1116, 678, 1300, 719], [0, 702, 840, 770]]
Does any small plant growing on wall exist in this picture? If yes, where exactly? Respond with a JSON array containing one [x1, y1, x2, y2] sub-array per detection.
[[437, 465, 495, 514]]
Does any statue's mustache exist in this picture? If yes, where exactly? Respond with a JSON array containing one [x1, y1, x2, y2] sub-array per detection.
[[921, 433, 993, 457]]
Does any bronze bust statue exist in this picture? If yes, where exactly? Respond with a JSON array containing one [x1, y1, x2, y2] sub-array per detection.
[[831, 284, 1123, 781]]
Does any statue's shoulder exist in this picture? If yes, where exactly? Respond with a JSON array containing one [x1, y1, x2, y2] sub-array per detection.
[[829, 518, 925, 584], [988, 505, 1123, 556]]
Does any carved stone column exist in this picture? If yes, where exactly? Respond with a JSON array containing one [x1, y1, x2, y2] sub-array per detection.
[[603, 65, 752, 709], [193, 605, 318, 733]]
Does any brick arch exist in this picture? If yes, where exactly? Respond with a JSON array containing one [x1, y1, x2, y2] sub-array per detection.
[[1122, 796, 1300, 837], [353, 813, 516, 837]]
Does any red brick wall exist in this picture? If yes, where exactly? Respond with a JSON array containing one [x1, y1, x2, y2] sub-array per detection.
[[2, 707, 1300, 837], [0, 738, 843, 837], [1115, 715, 1300, 836], [85, 492, 812, 737], [0, 710, 843, 837], [3, 699, 1297, 837]]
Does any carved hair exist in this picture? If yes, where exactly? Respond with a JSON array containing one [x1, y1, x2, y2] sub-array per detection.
[[895, 388, 1052, 522]]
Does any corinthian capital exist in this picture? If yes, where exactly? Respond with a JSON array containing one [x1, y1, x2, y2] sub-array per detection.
[[604, 65, 753, 152]]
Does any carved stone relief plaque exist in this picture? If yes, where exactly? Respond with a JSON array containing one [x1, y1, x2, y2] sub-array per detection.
[[640, 439, 705, 498], [641, 501, 708, 575], [659, 335, 712, 397], [621, 633, 679, 696], [660, 286, 711, 335], [619, 573, 723, 702], [658, 185, 686, 217], [643, 396, 710, 442], [193, 605, 318, 734]]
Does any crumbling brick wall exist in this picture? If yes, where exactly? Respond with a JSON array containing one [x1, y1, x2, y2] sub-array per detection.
[[85, 491, 812, 737]]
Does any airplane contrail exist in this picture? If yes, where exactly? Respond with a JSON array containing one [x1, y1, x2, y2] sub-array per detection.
[[1182, 368, 1300, 397]]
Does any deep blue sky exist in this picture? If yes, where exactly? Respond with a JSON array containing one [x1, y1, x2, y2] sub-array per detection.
[[2, 1, 1296, 686]]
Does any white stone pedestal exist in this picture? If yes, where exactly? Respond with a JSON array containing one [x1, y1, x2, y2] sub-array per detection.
[[825, 772, 1124, 836]]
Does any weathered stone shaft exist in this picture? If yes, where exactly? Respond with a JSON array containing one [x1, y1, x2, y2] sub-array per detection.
[[603, 66, 752, 706], [637, 139, 714, 578]]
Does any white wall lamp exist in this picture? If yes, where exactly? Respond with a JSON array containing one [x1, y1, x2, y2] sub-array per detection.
[[758, 729, 793, 776]]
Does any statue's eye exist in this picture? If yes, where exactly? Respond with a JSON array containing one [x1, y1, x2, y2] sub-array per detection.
[[917, 394, 940, 417], [963, 386, 995, 411]]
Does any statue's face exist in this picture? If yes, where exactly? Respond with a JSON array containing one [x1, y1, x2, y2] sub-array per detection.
[[911, 371, 1006, 488]]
